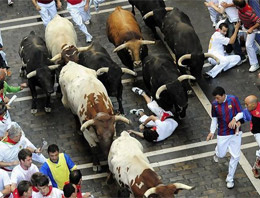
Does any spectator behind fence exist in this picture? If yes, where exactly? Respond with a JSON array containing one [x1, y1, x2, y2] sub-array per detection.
[[0, 122, 46, 172]]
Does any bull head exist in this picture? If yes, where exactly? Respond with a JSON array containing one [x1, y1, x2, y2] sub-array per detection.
[[143, 183, 194, 198], [50, 43, 93, 63], [113, 40, 155, 67]]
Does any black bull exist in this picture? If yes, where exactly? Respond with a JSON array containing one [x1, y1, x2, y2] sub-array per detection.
[[144, 7, 218, 79], [142, 54, 195, 118], [19, 31, 58, 113]]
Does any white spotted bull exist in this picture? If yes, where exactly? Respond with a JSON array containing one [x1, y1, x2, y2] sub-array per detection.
[[108, 131, 194, 198], [59, 61, 130, 172]]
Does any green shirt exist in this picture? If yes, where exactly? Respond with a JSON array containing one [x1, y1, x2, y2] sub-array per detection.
[[4, 81, 21, 96]]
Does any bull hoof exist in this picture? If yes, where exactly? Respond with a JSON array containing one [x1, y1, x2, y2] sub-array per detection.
[[93, 165, 102, 172], [187, 90, 193, 95], [19, 70, 25, 77], [31, 109, 37, 114], [44, 107, 52, 113]]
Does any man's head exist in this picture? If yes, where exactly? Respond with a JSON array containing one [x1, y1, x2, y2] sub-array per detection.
[[143, 127, 159, 142], [0, 101, 7, 118], [47, 144, 59, 163], [233, 0, 246, 8], [0, 69, 6, 81], [212, 86, 226, 104], [70, 170, 82, 185], [219, 23, 229, 36], [63, 183, 77, 198], [245, 95, 258, 111], [31, 172, 44, 187], [8, 122, 23, 143], [18, 149, 32, 169], [35, 175, 50, 196], [17, 181, 32, 198]]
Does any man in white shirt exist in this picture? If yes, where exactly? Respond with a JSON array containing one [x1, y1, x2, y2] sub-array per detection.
[[0, 102, 11, 140], [129, 87, 178, 142], [0, 122, 46, 172], [33, 174, 63, 198], [11, 149, 39, 192], [204, 22, 241, 78], [0, 169, 11, 198], [205, 0, 247, 63]]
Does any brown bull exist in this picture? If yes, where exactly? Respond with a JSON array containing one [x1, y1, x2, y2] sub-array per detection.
[[106, 6, 155, 69]]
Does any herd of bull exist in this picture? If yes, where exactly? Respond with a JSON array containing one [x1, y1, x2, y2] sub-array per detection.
[[16, 0, 220, 197]]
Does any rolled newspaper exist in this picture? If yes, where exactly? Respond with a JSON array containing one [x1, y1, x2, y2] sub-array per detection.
[[7, 95, 17, 105]]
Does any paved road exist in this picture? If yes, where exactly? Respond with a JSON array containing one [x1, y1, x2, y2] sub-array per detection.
[[1, 0, 260, 197]]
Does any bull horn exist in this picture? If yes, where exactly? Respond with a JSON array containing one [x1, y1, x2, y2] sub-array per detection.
[[204, 53, 220, 65], [113, 43, 129, 53], [81, 119, 95, 131], [178, 54, 191, 67], [173, 183, 194, 190], [143, 11, 154, 20], [27, 70, 37, 79], [177, 74, 196, 82], [121, 68, 137, 76], [165, 7, 174, 11], [48, 64, 60, 70], [140, 40, 156, 45], [115, 115, 131, 124], [78, 43, 94, 52], [96, 67, 109, 76], [50, 53, 61, 63], [143, 187, 156, 198], [156, 85, 167, 99]]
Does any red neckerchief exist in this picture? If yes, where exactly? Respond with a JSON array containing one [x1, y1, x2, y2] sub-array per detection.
[[152, 112, 172, 131], [241, 4, 253, 13], [45, 186, 53, 197], [0, 93, 4, 102], [250, 102, 260, 118], [76, 184, 82, 198], [0, 115, 4, 121], [12, 188, 20, 198], [3, 136, 17, 145], [32, 186, 39, 192]]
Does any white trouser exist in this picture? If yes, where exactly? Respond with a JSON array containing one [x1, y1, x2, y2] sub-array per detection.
[[0, 28, 3, 46], [139, 100, 173, 127], [89, 0, 105, 9], [207, 54, 241, 78], [67, 1, 92, 41], [38, 1, 57, 27], [245, 28, 259, 65], [215, 132, 242, 182], [254, 133, 260, 157]]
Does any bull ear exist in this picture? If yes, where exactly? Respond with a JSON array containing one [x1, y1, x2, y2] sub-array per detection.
[[96, 67, 109, 76], [81, 119, 95, 131], [27, 70, 37, 79], [121, 68, 137, 76], [48, 64, 60, 70], [114, 115, 131, 125]]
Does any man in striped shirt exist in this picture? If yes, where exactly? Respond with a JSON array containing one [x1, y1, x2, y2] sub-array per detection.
[[233, 0, 260, 72], [206, 86, 243, 189]]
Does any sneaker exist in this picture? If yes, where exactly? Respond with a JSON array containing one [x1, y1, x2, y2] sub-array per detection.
[[8, 1, 13, 6], [132, 87, 144, 95], [130, 109, 144, 116], [237, 56, 248, 66], [226, 181, 234, 189], [249, 64, 260, 72], [255, 157, 260, 169], [85, 20, 90, 25], [213, 154, 219, 163], [252, 167, 260, 178], [86, 37, 92, 43]]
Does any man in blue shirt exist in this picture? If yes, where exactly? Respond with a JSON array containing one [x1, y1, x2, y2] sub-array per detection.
[[40, 144, 77, 190], [206, 86, 243, 189]]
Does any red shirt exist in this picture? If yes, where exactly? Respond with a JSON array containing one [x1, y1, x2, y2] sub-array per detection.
[[37, 0, 53, 4], [238, 4, 260, 29], [13, 188, 32, 198]]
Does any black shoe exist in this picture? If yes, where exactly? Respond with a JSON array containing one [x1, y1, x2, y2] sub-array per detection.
[[203, 73, 212, 79]]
